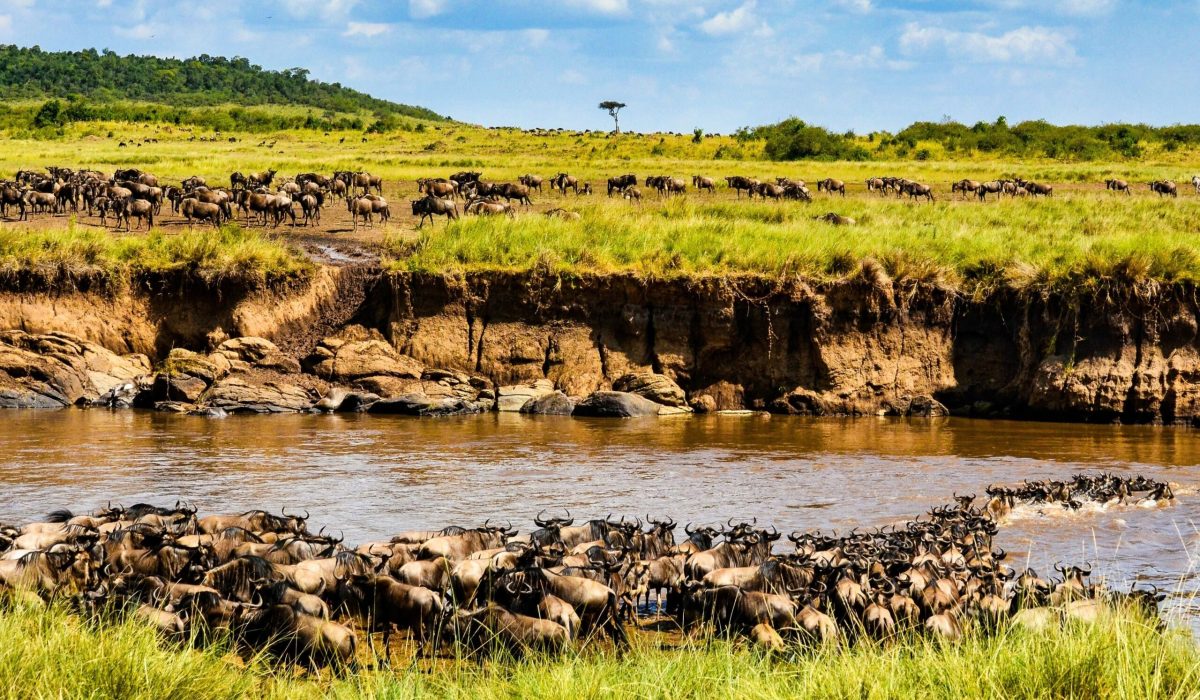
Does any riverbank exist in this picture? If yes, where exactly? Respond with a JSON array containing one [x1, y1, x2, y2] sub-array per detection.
[[0, 260, 1197, 423], [2, 602, 1195, 700]]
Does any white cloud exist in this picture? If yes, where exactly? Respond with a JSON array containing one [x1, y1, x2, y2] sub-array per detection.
[[344, 21, 389, 37], [0, 14, 10, 37], [984, 0, 1116, 15], [280, 0, 359, 20], [559, 69, 587, 85], [115, 22, 158, 39], [523, 28, 550, 47], [834, 0, 872, 12], [565, 0, 629, 13], [409, 0, 447, 19], [899, 23, 1076, 63], [698, 1, 771, 37], [1057, 0, 1116, 15]]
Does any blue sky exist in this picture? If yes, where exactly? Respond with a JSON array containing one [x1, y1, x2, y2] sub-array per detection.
[[1, 0, 1197, 133]]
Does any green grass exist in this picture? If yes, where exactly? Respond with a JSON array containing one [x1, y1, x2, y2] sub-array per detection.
[[387, 193, 1200, 294], [0, 223, 311, 287], [3, 120, 1200, 292], [2, 602, 1197, 699]]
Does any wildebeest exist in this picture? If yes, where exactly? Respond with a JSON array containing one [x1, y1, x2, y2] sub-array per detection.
[[952, 180, 981, 199], [692, 175, 716, 193], [1105, 178, 1131, 195], [519, 174, 544, 193], [412, 195, 458, 227], [725, 176, 756, 198], [607, 174, 636, 196], [1150, 180, 1178, 197], [817, 178, 846, 196]]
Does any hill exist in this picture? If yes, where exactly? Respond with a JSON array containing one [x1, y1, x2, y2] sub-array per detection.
[[0, 45, 442, 121]]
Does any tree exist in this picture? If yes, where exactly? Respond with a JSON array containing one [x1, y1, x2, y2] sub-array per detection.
[[598, 101, 626, 134]]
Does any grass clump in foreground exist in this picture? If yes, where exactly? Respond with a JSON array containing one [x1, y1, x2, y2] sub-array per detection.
[[2, 602, 1197, 700], [0, 224, 310, 287]]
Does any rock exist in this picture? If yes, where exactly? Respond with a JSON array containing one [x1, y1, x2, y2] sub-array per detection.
[[906, 395, 949, 418], [520, 391, 577, 415], [880, 394, 949, 418], [354, 376, 424, 399], [199, 377, 314, 414], [612, 372, 688, 407], [215, 337, 300, 374], [89, 381, 142, 409], [657, 404, 693, 416], [154, 401, 191, 414], [152, 373, 208, 403], [337, 392, 380, 413], [770, 388, 828, 416], [0, 386, 66, 409], [304, 338, 423, 384], [190, 406, 228, 418], [162, 349, 223, 386], [497, 379, 555, 412], [689, 395, 717, 414], [367, 394, 484, 417], [214, 337, 278, 364], [0, 330, 151, 408], [314, 388, 348, 412], [572, 391, 664, 418]]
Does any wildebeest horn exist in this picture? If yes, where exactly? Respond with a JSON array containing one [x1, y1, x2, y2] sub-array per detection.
[[300, 509, 309, 520], [684, 523, 697, 536], [535, 510, 549, 527]]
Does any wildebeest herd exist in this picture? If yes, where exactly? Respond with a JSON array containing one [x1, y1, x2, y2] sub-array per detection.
[[0, 472, 1174, 669], [0, 164, 1196, 233]]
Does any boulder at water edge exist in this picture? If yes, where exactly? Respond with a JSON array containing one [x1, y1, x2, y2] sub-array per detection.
[[612, 372, 689, 407], [519, 391, 576, 415], [497, 379, 556, 412], [572, 391, 666, 418]]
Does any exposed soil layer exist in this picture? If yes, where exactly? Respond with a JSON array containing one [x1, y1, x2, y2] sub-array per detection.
[[0, 267, 1197, 423]]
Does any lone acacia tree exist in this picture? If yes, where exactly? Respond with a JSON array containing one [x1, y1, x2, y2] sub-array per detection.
[[598, 101, 626, 134]]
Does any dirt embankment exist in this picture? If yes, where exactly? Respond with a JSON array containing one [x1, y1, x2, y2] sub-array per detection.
[[0, 266, 1197, 423]]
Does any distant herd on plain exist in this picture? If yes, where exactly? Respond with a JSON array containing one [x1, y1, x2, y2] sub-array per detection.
[[0, 473, 1176, 667], [1, 165, 1198, 231]]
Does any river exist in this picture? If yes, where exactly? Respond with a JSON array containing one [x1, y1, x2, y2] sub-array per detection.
[[2, 411, 1197, 619]]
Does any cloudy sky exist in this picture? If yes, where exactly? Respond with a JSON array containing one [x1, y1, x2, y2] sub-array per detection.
[[1, 0, 1197, 133]]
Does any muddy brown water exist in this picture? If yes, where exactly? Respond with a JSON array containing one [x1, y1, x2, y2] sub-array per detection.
[[2, 411, 1199, 619]]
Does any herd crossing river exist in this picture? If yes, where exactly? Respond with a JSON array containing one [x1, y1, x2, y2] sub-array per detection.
[[2, 411, 1198, 623]]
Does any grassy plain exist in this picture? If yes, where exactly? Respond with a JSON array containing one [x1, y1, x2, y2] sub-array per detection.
[[0, 117, 1198, 291], [1, 602, 1197, 700]]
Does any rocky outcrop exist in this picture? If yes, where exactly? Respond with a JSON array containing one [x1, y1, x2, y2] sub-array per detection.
[[612, 372, 688, 408], [303, 328, 424, 388], [497, 379, 556, 412], [366, 271, 1200, 425], [0, 331, 150, 408], [520, 391, 576, 415], [573, 391, 669, 418], [1, 268, 1199, 425], [199, 377, 315, 414]]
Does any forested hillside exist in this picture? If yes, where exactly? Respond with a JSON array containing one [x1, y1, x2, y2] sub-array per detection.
[[0, 45, 442, 121]]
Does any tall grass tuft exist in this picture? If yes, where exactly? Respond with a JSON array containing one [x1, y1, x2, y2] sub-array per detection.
[[0, 224, 310, 289], [2, 602, 1197, 699]]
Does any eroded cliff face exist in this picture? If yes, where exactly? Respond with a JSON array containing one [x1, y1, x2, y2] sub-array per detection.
[[364, 270, 1200, 424], [0, 266, 1197, 423]]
